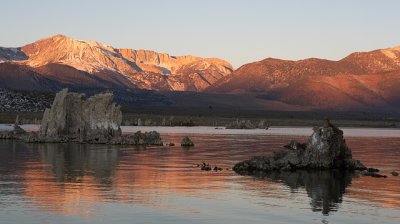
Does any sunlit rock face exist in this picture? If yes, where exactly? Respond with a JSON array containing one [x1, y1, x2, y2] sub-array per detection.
[[208, 46, 400, 109], [0, 34, 233, 92], [233, 120, 366, 173], [117, 49, 233, 91], [40, 88, 122, 143]]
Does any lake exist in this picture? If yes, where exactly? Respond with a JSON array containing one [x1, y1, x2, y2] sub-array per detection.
[[0, 126, 399, 223]]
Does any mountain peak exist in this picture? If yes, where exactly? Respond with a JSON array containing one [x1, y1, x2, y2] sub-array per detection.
[[36, 34, 74, 43], [0, 35, 233, 92], [31, 34, 112, 50], [19, 34, 123, 72], [50, 34, 70, 39], [208, 44, 400, 109], [387, 45, 400, 51]]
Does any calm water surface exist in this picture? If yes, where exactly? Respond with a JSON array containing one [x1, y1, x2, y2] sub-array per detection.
[[0, 128, 399, 224]]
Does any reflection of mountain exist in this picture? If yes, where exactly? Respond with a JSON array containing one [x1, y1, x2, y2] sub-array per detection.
[[19, 143, 122, 216], [1, 138, 398, 219], [0, 140, 229, 215], [251, 170, 354, 215]]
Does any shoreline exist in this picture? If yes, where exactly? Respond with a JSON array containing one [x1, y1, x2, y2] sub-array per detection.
[[2, 124, 400, 138], [1, 112, 400, 129]]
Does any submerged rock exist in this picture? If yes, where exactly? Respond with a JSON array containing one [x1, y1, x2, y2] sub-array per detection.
[[367, 168, 380, 173], [233, 119, 366, 174], [362, 171, 387, 178], [198, 162, 223, 172], [200, 162, 212, 171], [213, 166, 223, 171], [181, 136, 194, 147], [391, 171, 399, 176]]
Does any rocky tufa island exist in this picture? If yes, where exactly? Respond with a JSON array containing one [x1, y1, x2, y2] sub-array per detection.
[[2, 89, 163, 145], [233, 119, 367, 174]]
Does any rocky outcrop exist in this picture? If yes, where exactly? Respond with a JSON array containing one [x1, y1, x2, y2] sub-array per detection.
[[233, 119, 366, 174], [181, 136, 194, 147], [200, 162, 212, 171], [23, 89, 163, 145], [38, 89, 122, 143], [1, 34, 233, 92], [110, 131, 163, 146]]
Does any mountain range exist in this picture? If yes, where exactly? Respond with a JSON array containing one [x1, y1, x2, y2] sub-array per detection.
[[0, 35, 233, 92], [1, 34, 400, 111]]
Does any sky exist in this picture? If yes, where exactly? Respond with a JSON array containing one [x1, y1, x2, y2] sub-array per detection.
[[1, 0, 400, 68]]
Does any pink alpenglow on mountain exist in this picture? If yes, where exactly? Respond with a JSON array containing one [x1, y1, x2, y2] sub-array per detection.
[[207, 46, 400, 109], [0, 34, 233, 92], [1, 34, 400, 109]]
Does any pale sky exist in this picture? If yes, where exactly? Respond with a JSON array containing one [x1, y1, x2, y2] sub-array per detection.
[[1, 0, 400, 68]]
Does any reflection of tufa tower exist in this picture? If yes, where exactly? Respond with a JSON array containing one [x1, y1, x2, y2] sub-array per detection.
[[262, 170, 353, 215], [37, 143, 120, 182]]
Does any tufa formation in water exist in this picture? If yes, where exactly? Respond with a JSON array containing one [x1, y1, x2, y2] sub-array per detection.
[[25, 89, 162, 145], [39, 89, 122, 143], [181, 136, 194, 147], [233, 119, 366, 174]]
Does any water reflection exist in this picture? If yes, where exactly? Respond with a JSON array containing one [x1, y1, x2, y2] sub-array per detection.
[[35, 143, 121, 183], [0, 135, 399, 223], [0, 141, 124, 216], [0, 140, 231, 215], [249, 170, 355, 215], [0, 140, 356, 215]]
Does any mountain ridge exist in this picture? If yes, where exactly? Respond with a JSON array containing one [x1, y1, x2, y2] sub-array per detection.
[[0, 34, 233, 92], [206, 44, 400, 109], [1, 34, 400, 110]]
